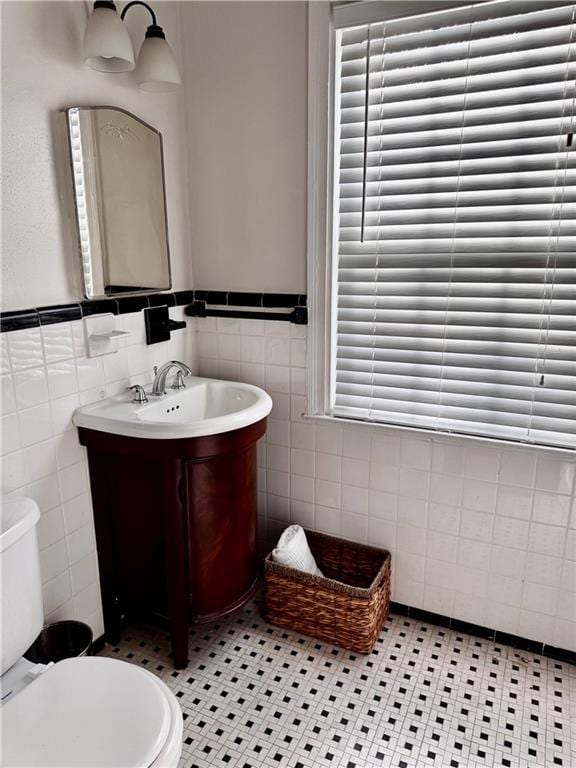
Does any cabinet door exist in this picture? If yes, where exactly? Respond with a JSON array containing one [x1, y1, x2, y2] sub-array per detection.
[[88, 451, 171, 624], [185, 445, 258, 618]]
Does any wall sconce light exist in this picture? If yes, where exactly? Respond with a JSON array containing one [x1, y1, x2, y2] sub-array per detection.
[[83, 0, 181, 92]]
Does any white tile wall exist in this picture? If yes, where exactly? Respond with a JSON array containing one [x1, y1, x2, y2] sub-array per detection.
[[196, 318, 576, 651], [1, 306, 197, 639]]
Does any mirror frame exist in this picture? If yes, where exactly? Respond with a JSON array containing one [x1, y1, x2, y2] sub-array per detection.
[[65, 105, 172, 300]]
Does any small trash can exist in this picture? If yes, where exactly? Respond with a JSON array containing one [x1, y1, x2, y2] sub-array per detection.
[[24, 620, 93, 664]]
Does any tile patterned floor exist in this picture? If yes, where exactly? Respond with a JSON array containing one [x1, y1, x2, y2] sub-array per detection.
[[99, 598, 575, 768]]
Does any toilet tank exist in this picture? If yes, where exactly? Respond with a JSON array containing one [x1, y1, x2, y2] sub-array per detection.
[[1, 497, 44, 674]]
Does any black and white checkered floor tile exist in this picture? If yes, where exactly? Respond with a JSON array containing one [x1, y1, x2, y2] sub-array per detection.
[[99, 599, 575, 768]]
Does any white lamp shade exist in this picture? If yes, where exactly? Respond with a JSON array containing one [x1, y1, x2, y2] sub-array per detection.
[[136, 36, 181, 92], [83, 6, 135, 73]]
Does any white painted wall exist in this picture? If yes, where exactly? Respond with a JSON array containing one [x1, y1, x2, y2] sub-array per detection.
[[1, 0, 193, 311], [180, 1, 307, 293]]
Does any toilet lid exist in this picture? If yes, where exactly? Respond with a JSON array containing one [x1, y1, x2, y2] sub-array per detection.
[[2, 657, 172, 768]]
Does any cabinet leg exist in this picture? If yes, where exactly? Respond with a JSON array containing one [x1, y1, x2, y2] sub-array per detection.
[[86, 450, 124, 646], [161, 462, 190, 669], [102, 595, 123, 645], [170, 619, 189, 669]]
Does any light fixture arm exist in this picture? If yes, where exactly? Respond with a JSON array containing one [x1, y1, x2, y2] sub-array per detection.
[[120, 1, 157, 27]]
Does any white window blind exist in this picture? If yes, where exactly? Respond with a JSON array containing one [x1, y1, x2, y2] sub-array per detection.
[[331, 0, 576, 449]]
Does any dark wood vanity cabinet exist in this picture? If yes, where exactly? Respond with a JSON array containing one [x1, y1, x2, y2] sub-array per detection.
[[78, 419, 266, 668]]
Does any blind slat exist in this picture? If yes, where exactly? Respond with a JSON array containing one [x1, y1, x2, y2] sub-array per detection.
[[340, 155, 576, 183], [336, 363, 576, 390]]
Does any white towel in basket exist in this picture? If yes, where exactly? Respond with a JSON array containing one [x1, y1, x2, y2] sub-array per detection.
[[272, 525, 324, 577]]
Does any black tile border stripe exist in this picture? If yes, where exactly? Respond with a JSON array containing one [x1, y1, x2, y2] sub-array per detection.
[[38, 304, 82, 325], [1, 291, 308, 333], [390, 602, 576, 665], [81, 299, 119, 316], [0, 309, 40, 333], [186, 291, 308, 325], [116, 296, 150, 314], [149, 293, 176, 308], [188, 291, 306, 308]]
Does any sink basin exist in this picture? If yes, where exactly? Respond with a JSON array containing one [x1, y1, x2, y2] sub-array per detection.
[[73, 377, 273, 439]]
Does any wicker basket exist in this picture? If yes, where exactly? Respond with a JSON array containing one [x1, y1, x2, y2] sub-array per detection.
[[264, 530, 391, 654]]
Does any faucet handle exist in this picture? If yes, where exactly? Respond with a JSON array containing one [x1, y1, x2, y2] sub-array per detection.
[[168, 360, 192, 376], [127, 385, 148, 404], [171, 370, 186, 390]]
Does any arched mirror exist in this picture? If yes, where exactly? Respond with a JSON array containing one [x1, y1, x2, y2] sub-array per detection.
[[66, 106, 171, 299]]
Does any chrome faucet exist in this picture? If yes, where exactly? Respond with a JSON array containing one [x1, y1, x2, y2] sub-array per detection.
[[151, 360, 192, 396]]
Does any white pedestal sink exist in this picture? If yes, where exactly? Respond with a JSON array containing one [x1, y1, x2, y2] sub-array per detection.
[[74, 375, 273, 668], [73, 377, 273, 440]]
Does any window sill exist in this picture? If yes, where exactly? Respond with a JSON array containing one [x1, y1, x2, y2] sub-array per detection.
[[302, 412, 575, 456]]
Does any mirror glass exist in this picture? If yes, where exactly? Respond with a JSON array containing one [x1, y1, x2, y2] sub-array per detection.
[[67, 106, 171, 298]]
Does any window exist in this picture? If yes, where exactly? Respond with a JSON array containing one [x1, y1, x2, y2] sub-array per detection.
[[321, 0, 576, 449]]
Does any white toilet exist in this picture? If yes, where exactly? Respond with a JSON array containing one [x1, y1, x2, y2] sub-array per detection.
[[1, 496, 183, 768]]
